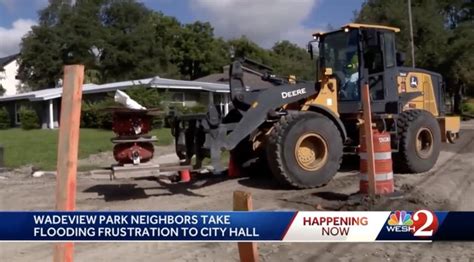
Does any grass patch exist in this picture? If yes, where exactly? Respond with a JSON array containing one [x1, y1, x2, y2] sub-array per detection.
[[152, 128, 173, 146], [0, 128, 173, 170]]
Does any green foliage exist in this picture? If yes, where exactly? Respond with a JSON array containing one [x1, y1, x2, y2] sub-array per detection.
[[125, 87, 167, 109], [356, 0, 474, 94], [81, 97, 116, 129], [100, 1, 165, 82], [462, 100, 474, 114], [18, 0, 317, 91], [84, 69, 102, 84], [228, 37, 314, 80], [0, 84, 5, 96], [271, 41, 315, 81], [442, 24, 474, 92], [172, 104, 208, 114], [81, 88, 171, 129], [163, 104, 208, 128], [18, 0, 181, 90], [125, 87, 170, 128], [18, 0, 473, 95], [19, 108, 40, 130], [80, 103, 99, 128], [228, 36, 274, 65], [0, 107, 10, 129], [173, 21, 230, 80]]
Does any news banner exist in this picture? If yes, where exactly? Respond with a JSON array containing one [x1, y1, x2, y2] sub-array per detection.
[[0, 211, 473, 242]]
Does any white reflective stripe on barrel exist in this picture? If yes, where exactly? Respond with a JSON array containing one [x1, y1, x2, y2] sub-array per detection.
[[359, 172, 393, 181], [359, 152, 392, 160]]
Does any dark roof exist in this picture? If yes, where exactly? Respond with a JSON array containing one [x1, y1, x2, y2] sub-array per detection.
[[0, 54, 19, 67], [195, 66, 276, 89]]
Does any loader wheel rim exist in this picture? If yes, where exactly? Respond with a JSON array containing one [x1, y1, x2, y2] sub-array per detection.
[[416, 128, 434, 159], [294, 133, 328, 171]]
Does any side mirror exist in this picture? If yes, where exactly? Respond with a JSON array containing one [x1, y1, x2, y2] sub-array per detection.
[[396, 52, 406, 66], [307, 42, 314, 60]]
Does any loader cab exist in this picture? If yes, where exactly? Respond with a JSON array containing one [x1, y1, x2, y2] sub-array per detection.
[[312, 23, 401, 114]]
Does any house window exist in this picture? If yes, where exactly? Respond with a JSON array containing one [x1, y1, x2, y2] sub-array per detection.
[[167, 92, 185, 106], [15, 103, 21, 124]]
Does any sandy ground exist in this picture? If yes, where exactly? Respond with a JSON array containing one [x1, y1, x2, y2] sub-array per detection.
[[1, 121, 474, 261]]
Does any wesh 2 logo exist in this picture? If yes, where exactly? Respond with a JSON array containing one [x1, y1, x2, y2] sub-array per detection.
[[386, 210, 439, 237]]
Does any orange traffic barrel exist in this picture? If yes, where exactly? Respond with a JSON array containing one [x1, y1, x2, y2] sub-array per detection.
[[228, 154, 241, 178], [359, 129, 394, 195], [179, 169, 191, 182]]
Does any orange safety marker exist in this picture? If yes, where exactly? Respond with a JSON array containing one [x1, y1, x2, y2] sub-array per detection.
[[359, 129, 394, 194], [233, 191, 259, 262], [179, 169, 191, 182], [360, 83, 377, 197], [54, 65, 84, 262]]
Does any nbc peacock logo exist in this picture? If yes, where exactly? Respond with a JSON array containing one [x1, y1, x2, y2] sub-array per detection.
[[386, 210, 438, 237], [388, 211, 414, 226], [386, 210, 415, 233]]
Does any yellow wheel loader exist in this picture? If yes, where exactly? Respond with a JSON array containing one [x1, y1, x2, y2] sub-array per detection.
[[169, 23, 461, 188]]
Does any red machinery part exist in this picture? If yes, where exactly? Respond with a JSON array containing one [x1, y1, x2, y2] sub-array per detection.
[[113, 142, 154, 165], [112, 112, 152, 136]]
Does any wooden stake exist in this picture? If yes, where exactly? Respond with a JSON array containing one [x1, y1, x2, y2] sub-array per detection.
[[233, 191, 259, 262], [361, 83, 376, 197], [54, 65, 84, 262]]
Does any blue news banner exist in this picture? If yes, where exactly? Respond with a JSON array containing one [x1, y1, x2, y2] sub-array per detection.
[[0, 211, 473, 242]]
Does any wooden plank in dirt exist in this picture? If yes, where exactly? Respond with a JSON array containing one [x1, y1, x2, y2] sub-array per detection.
[[233, 191, 259, 262], [54, 65, 84, 262]]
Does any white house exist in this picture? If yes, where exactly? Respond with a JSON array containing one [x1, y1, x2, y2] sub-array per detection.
[[0, 54, 21, 97], [0, 76, 231, 129], [0, 58, 236, 129]]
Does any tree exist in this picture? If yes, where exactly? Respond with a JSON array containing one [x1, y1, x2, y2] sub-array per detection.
[[18, 22, 64, 90], [438, 0, 474, 95], [438, 0, 474, 29], [150, 12, 183, 79], [60, 0, 106, 69], [18, 0, 173, 88], [356, 0, 447, 71], [228, 36, 273, 65], [271, 40, 315, 80], [0, 107, 10, 129], [100, 0, 166, 82], [356, 0, 473, 94], [173, 21, 229, 80], [443, 21, 474, 95], [18, 0, 104, 90], [17, 0, 321, 90], [226, 37, 315, 81]]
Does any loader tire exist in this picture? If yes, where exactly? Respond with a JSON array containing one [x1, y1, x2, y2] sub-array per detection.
[[266, 111, 343, 189], [394, 109, 441, 173]]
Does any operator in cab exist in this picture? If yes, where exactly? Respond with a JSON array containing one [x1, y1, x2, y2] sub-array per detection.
[[341, 51, 359, 100]]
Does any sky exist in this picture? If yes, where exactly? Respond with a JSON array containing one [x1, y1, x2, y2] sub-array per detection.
[[0, 0, 364, 57]]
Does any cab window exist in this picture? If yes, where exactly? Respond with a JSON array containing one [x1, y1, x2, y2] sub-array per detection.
[[321, 30, 360, 101], [384, 33, 396, 68]]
